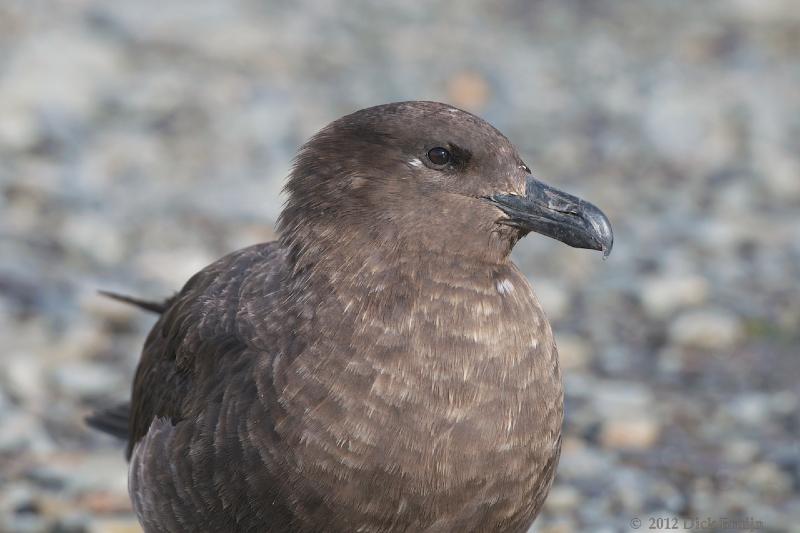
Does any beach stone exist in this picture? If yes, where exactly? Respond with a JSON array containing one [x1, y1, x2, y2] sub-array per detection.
[[5, 354, 47, 404], [744, 462, 793, 496], [0, 412, 54, 453], [592, 381, 654, 417], [557, 439, 614, 480], [88, 518, 143, 533], [640, 274, 710, 317], [135, 248, 215, 288], [534, 518, 576, 533], [723, 439, 759, 464], [60, 214, 127, 265], [543, 485, 581, 513], [599, 417, 661, 450], [728, 393, 772, 426], [51, 362, 123, 398], [28, 452, 129, 494], [669, 308, 743, 350], [446, 70, 490, 112], [80, 491, 133, 515], [557, 334, 591, 370]]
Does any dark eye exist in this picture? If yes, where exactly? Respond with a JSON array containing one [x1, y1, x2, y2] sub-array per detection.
[[427, 147, 451, 166]]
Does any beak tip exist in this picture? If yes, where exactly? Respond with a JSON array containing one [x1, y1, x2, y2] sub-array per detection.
[[599, 225, 613, 258], [585, 202, 614, 258]]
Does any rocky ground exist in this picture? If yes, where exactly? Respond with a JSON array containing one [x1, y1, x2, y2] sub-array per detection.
[[1, 1, 799, 532]]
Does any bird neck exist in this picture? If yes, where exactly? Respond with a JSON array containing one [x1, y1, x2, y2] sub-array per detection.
[[280, 215, 520, 279], [284, 225, 535, 333]]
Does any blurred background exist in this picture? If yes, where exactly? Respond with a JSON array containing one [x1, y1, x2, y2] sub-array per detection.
[[1, 0, 798, 531]]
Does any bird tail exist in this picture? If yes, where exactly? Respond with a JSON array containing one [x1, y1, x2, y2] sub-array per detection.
[[98, 290, 173, 314], [86, 402, 130, 440]]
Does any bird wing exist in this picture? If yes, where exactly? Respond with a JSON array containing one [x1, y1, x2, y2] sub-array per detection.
[[123, 241, 288, 459]]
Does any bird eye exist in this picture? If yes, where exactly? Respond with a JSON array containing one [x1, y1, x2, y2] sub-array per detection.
[[427, 147, 451, 166]]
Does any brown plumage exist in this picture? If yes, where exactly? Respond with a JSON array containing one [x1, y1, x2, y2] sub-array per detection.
[[88, 101, 612, 532]]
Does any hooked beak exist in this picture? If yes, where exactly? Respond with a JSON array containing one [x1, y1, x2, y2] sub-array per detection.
[[484, 175, 614, 257]]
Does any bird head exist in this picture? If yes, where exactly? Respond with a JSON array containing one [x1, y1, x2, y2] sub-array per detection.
[[279, 101, 612, 264]]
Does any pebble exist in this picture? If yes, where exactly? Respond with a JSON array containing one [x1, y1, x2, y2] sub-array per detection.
[[51, 362, 124, 398], [0, 412, 55, 454], [611, 468, 647, 510], [135, 248, 216, 289], [744, 462, 793, 496], [446, 70, 490, 112], [557, 440, 614, 480], [533, 518, 576, 533], [722, 439, 760, 464], [88, 518, 143, 533], [728, 393, 772, 426], [80, 491, 134, 514], [592, 381, 654, 417], [5, 354, 47, 404], [543, 485, 581, 513], [52, 323, 113, 363], [640, 274, 710, 318], [60, 214, 127, 265], [556, 334, 591, 370], [668, 308, 744, 351], [27, 452, 129, 494], [599, 417, 661, 450]]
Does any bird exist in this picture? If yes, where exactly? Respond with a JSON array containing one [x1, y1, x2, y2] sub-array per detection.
[[87, 101, 613, 533]]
